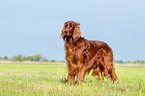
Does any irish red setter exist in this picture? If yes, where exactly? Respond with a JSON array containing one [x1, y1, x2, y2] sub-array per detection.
[[61, 21, 117, 85]]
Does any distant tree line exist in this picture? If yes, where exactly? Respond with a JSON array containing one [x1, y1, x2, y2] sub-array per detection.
[[0, 55, 145, 64], [114, 60, 145, 64], [0, 54, 56, 62]]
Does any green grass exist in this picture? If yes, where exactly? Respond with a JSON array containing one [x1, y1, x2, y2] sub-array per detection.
[[0, 63, 145, 96]]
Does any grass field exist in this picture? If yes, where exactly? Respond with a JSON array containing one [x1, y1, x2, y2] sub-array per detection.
[[0, 63, 144, 96]]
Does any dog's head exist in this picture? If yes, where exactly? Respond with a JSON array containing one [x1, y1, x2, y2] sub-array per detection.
[[61, 21, 81, 42]]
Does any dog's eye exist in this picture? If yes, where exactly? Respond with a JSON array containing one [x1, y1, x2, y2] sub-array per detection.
[[65, 25, 68, 28]]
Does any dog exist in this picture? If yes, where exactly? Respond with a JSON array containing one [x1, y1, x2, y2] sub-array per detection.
[[61, 21, 117, 85]]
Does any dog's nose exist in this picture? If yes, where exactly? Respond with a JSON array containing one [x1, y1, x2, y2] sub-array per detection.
[[64, 31, 68, 33]]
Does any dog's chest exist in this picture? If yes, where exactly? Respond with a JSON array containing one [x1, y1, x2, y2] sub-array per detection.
[[66, 46, 85, 63]]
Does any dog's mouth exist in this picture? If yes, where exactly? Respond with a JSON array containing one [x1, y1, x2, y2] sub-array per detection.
[[64, 35, 72, 41]]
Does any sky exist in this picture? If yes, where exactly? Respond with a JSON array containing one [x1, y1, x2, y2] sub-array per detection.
[[0, 0, 145, 61]]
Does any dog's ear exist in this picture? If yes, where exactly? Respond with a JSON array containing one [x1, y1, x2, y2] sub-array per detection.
[[73, 23, 81, 42]]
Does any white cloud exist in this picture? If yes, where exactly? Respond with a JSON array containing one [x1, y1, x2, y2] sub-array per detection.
[[34, 22, 62, 25], [0, 22, 63, 25]]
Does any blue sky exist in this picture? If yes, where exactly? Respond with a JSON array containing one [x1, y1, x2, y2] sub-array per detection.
[[0, 0, 145, 61]]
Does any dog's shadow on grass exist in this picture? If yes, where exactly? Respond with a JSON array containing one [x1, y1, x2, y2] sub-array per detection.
[[59, 76, 108, 85], [59, 77, 77, 84], [59, 77, 67, 84]]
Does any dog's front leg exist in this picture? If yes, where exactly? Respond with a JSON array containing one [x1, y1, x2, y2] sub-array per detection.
[[67, 63, 77, 85], [77, 68, 85, 85], [67, 73, 75, 85]]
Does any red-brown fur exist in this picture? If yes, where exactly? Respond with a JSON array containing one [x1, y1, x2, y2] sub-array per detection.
[[61, 21, 117, 85]]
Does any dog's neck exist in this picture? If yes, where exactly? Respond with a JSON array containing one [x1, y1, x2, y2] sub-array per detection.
[[66, 36, 82, 44], [65, 37, 84, 49]]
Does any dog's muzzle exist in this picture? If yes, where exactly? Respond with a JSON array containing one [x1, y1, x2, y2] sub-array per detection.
[[64, 35, 71, 41]]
